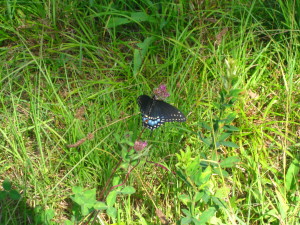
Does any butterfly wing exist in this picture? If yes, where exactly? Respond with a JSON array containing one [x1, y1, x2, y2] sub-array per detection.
[[138, 95, 153, 115], [153, 100, 186, 122], [138, 95, 186, 130], [138, 95, 160, 129]]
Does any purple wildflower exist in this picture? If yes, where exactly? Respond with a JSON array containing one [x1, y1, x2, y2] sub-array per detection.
[[153, 84, 170, 100], [134, 141, 148, 151]]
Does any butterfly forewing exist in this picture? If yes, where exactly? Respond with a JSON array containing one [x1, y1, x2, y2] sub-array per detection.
[[138, 95, 186, 130], [138, 95, 153, 114]]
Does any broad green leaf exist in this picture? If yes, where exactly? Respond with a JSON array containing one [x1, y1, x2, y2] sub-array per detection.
[[212, 196, 227, 208], [0, 191, 7, 200], [82, 189, 96, 201], [112, 176, 122, 187], [213, 167, 229, 178], [130, 12, 156, 23], [133, 49, 142, 75], [3, 179, 11, 191], [285, 158, 300, 191], [114, 134, 121, 142], [218, 141, 239, 148], [224, 113, 236, 123], [219, 89, 226, 102], [198, 133, 212, 146], [220, 156, 240, 168], [213, 120, 220, 132], [94, 201, 107, 210], [137, 36, 155, 56], [107, 12, 156, 29], [229, 196, 237, 209], [120, 157, 131, 165], [202, 138, 212, 146], [71, 186, 83, 194], [178, 194, 191, 205], [191, 217, 202, 225], [199, 207, 216, 224], [176, 170, 192, 187], [199, 121, 211, 131], [71, 188, 97, 210], [70, 195, 83, 205], [127, 141, 135, 146], [223, 103, 234, 108], [199, 166, 212, 185], [229, 89, 242, 97], [194, 192, 204, 202], [181, 217, 192, 225], [121, 148, 130, 162], [218, 132, 232, 141], [9, 189, 21, 200], [64, 220, 74, 225], [182, 209, 191, 217], [223, 125, 239, 131], [120, 186, 136, 195], [212, 102, 221, 110], [106, 190, 117, 207], [228, 97, 238, 104], [81, 205, 90, 216], [107, 17, 131, 28], [133, 36, 155, 76], [107, 206, 117, 219], [44, 209, 55, 221], [202, 193, 210, 203], [199, 160, 209, 168], [215, 186, 230, 199], [200, 160, 218, 168], [33, 206, 57, 225]]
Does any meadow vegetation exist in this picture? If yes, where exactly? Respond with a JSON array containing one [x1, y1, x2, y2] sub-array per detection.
[[0, 0, 299, 224]]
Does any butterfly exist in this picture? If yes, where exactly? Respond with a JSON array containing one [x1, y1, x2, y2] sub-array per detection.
[[137, 95, 186, 130]]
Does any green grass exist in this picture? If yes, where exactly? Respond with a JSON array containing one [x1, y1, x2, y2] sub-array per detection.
[[0, 0, 299, 224]]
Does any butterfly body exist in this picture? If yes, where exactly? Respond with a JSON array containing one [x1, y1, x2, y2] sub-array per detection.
[[138, 95, 186, 130]]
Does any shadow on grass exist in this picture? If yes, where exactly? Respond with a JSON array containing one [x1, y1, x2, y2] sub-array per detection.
[[0, 179, 54, 225]]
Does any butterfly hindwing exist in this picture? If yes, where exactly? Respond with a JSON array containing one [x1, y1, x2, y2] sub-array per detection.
[[138, 95, 186, 130]]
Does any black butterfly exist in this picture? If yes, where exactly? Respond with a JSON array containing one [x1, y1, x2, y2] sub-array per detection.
[[138, 95, 186, 130]]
